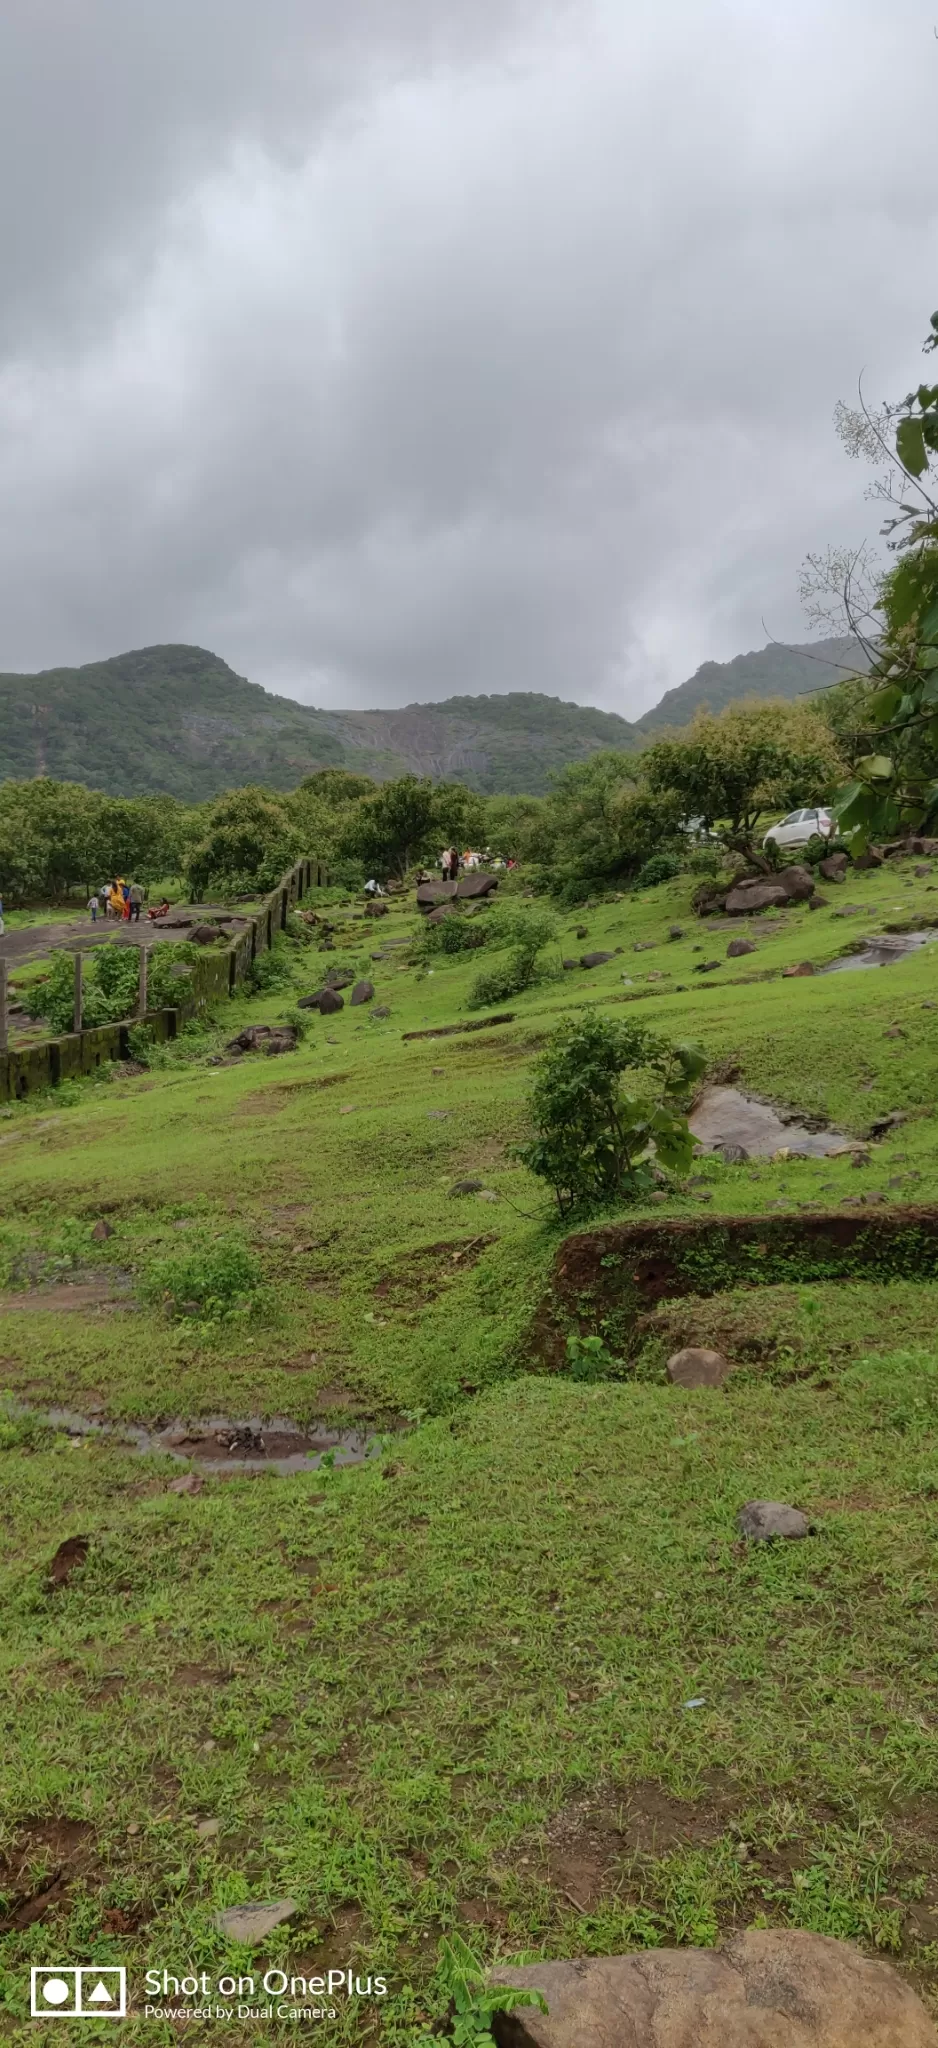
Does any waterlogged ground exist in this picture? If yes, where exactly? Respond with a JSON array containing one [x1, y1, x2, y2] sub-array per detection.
[[2, 857, 938, 2040]]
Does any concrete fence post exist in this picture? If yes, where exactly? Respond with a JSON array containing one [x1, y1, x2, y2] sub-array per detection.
[[73, 951, 83, 1034], [138, 948, 148, 1018], [0, 958, 8, 1054]]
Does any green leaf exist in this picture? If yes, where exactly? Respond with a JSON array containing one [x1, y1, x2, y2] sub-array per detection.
[[921, 597, 938, 643], [867, 683, 903, 722], [896, 415, 928, 477], [854, 754, 895, 783]]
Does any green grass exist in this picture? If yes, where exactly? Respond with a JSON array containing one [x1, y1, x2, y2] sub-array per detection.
[[2, 856, 938, 2038]]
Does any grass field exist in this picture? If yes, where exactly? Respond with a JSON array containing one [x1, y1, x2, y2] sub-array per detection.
[[2, 856, 938, 2041]]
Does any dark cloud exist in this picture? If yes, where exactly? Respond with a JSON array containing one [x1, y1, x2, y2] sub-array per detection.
[[0, 0, 935, 714]]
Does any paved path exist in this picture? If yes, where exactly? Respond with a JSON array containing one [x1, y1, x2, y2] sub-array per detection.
[[0, 907, 248, 967]]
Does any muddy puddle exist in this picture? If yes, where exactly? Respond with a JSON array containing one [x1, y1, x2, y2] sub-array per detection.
[[689, 1084, 850, 1159], [821, 931, 937, 973], [8, 1405, 397, 1476]]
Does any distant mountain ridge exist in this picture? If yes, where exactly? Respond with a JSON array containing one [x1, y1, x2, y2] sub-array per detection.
[[0, 634, 868, 801], [636, 635, 868, 732]]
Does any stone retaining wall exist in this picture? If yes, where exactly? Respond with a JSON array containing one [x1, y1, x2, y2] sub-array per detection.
[[0, 856, 326, 1104]]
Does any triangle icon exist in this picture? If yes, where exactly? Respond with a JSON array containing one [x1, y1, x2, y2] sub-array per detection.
[[87, 1982, 114, 2004]]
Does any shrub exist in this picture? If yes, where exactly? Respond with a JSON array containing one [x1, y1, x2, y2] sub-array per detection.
[[140, 1237, 262, 1322], [517, 1012, 707, 1217], [466, 905, 558, 1010], [248, 945, 297, 994], [685, 845, 723, 877], [416, 913, 487, 959], [635, 851, 683, 889]]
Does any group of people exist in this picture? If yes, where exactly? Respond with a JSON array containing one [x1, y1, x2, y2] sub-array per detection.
[[438, 848, 515, 879], [87, 879, 145, 923]]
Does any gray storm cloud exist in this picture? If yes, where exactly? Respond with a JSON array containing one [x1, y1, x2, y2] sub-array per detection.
[[0, 0, 935, 714]]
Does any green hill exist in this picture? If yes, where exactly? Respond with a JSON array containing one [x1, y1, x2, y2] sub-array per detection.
[[0, 633, 871, 803], [0, 647, 639, 799], [636, 635, 869, 733]]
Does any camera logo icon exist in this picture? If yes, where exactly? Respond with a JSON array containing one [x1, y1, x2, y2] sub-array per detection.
[[31, 1968, 126, 2019]]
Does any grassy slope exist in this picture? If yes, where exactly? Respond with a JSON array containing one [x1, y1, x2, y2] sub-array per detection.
[[2, 859, 938, 2038]]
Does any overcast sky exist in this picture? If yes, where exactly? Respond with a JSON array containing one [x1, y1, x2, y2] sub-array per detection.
[[0, 0, 935, 716]]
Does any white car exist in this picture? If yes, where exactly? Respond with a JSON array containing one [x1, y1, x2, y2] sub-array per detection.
[[762, 806, 834, 852]]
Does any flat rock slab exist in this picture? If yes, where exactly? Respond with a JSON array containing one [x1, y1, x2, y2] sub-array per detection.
[[667, 1346, 732, 1388], [488, 1930, 937, 2046], [214, 1899, 298, 1945]]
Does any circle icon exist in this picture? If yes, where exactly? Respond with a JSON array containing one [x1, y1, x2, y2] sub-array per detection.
[[41, 1979, 72, 2006]]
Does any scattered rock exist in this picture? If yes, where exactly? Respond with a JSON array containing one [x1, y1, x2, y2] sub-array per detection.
[[782, 962, 815, 977], [190, 923, 220, 944], [853, 846, 883, 869], [371, 1006, 391, 1019], [317, 988, 344, 1015], [449, 1179, 486, 1196], [668, 925, 685, 940], [693, 959, 721, 973], [226, 1024, 297, 1054], [476, 1189, 499, 1202], [869, 1109, 906, 1137], [915, 864, 932, 878], [48, 1534, 91, 1588], [883, 1024, 905, 1039], [633, 941, 655, 952], [667, 1346, 732, 1388], [213, 1899, 298, 1945], [487, 1930, 937, 2047], [850, 1149, 873, 1169], [807, 894, 828, 910], [167, 1474, 204, 1496], [90, 1220, 114, 1242], [575, 925, 589, 939], [717, 1142, 750, 1164], [580, 952, 615, 969], [196, 1818, 220, 1840], [726, 938, 756, 958], [737, 1500, 811, 1541], [363, 900, 389, 917], [350, 980, 374, 1006], [324, 968, 355, 990], [818, 853, 848, 882]]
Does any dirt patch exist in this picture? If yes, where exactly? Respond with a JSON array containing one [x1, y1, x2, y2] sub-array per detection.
[[0, 1819, 95, 1935], [47, 1534, 90, 1588], [374, 1237, 496, 1314], [689, 1085, 849, 1159], [0, 1279, 131, 1315], [539, 1780, 735, 1909], [531, 1206, 938, 1370], [10, 1403, 399, 1477]]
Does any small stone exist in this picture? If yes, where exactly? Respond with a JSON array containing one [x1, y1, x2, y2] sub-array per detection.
[[818, 853, 848, 882], [782, 961, 815, 977], [737, 1500, 811, 1541], [168, 1473, 203, 1496], [476, 1189, 499, 1202], [90, 1219, 114, 1242], [726, 938, 755, 958], [575, 925, 589, 939], [196, 1818, 221, 1839], [693, 959, 721, 973], [371, 1006, 391, 1019], [580, 952, 615, 968], [851, 1150, 873, 1169], [915, 864, 931, 877], [126, 1822, 141, 1836], [214, 1899, 298, 1945], [883, 1024, 905, 1039], [668, 925, 685, 940], [633, 941, 655, 952], [717, 1143, 749, 1164], [667, 1346, 732, 1388], [449, 1179, 485, 1196], [562, 958, 578, 970]]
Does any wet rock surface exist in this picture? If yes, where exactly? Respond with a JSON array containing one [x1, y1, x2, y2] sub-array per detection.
[[821, 931, 936, 972], [8, 1405, 396, 1477], [689, 1086, 848, 1159]]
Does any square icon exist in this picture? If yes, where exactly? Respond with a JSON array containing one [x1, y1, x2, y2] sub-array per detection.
[[31, 1968, 127, 2019]]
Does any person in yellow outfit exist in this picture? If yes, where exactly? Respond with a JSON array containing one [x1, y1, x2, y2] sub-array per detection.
[[109, 880, 124, 918]]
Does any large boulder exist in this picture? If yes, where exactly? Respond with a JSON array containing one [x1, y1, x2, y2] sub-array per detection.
[[667, 1346, 731, 1388], [363, 900, 389, 918], [853, 846, 884, 869], [777, 864, 816, 902], [297, 987, 345, 1014], [726, 937, 756, 958], [581, 951, 615, 969], [350, 980, 374, 1006], [818, 853, 848, 882], [488, 1931, 937, 2046], [723, 880, 790, 914], [456, 872, 499, 900], [325, 967, 355, 990], [225, 1024, 297, 1055]]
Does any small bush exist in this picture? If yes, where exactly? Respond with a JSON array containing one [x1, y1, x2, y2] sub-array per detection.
[[140, 1238, 263, 1322], [635, 852, 683, 889], [466, 905, 558, 1010], [248, 944, 296, 995], [518, 1012, 706, 1217], [685, 845, 723, 877], [417, 914, 487, 959]]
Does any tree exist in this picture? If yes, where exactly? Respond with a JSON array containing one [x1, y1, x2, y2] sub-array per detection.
[[337, 775, 484, 881], [803, 307, 938, 845], [533, 751, 685, 895], [518, 1013, 707, 1218], [185, 786, 303, 898], [642, 701, 845, 865]]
